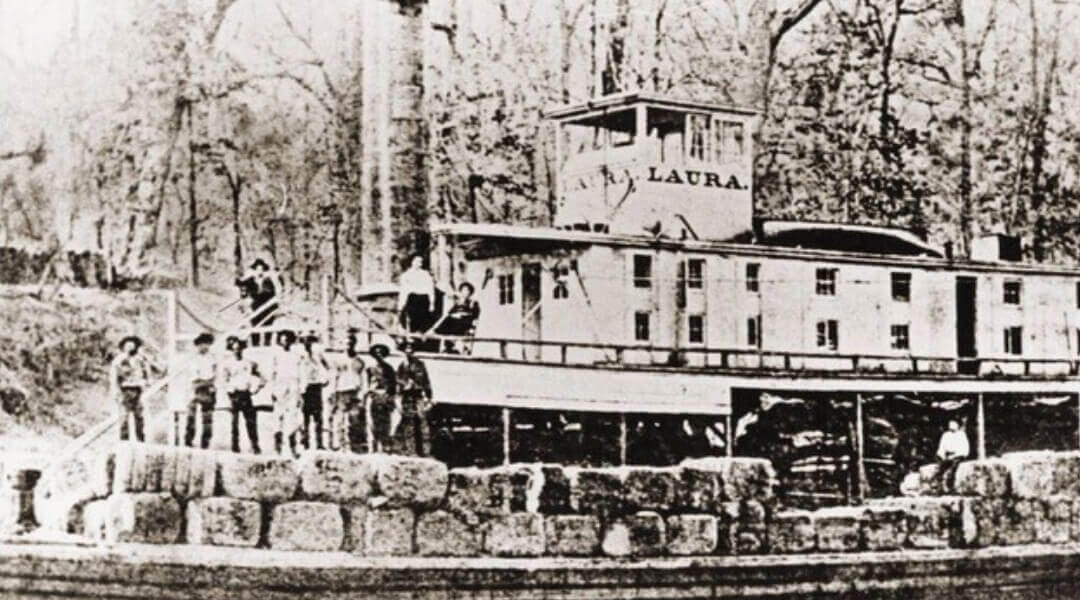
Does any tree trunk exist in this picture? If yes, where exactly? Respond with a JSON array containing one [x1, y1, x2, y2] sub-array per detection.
[[187, 102, 199, 288]]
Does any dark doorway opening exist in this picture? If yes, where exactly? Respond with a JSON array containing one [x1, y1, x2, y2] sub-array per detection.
[[956, 276, 978, 374], [521, 262, 542, 361]]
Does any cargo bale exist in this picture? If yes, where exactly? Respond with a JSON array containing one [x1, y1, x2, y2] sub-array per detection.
[[768, 510, 815, 554], [444, 468, 501, 524], [624, 467, 681, 513], [538, 465, 572, 514], [342, 504, 367, 553], [862, 506, 906, 551], [1071, 499, 1080, 543], [34, 451, 113, 533], [186, 497, 261, 547], [665, 514, 718, 556], [1002, 451, 1058, 498], [1037, 496, 1072, 545], [181, 447, 219, 500], [679, 458, 723, 512], [918, 464, 943, 496], [868, 497, 961, 549], [218, 454, 299, 503], [268, 501, 344, 552], [601, 511, 666, 558], [1052, 452, 1080, 496], [723, 458, 776, 503], [416, 510, 481, 557], [999, 499, 1039, 546], [569, 468, 626, 519], [952, 459, 1010, 498], [364, 508, 415, 556], [80, 499, 109, 541], [110, 442, 145, 493], [813, 506, 865, 552], [544, 515, 600, 556], [372, 454, 449, 509], [297, 451, 375, 504], [106, 492, 182, 545], [484, 513, 545, 557], [959, 498, 1007, 548]]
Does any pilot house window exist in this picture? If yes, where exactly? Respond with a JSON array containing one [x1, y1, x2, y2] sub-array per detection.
[[714, 120, 745, 163], [634, 311, 651, 342], [816, 268, 837, 296], [748, 316, 761, 348], [1004, 326, 1023, 355], [687, 259, 705, 289], [498, 274, 515, 305], [688, 315, 705, 344], [890, 324, 910, 350], [891, 272, 911, 302], [746, 263, 760, 292], [552, 265, 570, 300], [633, 255, 652, 288], [816, 320, 839, 350], [1003, 280, 1022, 305], [687, 114, 709, 160]]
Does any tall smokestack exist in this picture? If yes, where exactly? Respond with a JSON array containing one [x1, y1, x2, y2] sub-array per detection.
[[358, 0, 429, 285]]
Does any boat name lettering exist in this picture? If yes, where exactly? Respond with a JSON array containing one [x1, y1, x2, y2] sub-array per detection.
[[646, 166, 746, 190]]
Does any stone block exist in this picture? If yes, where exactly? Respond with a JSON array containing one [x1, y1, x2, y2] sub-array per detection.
[[569, 468, 626, 519], [679, 459, 723, 512], [186, 497, 261, 547], [768, 510, 815, 554], [268, 501, 344, 552], [862, 506, 906, 551], [444, 464, 540, 523], [544, 515, 600, 556], [959, 497, 1007, 548], [624, 467, 681, 513], [106, 492, 182, 544], [111, 443, 218, 498], [364, 508, 415, 556], [601, 512, 665, 558], [218, 454, 299, 503], [297, 451, 375, 504], [484, 513, 545, 557], [813, 506, 864, 552], [869, 497, 960, 549], [1002, 451, 1058, 498], [416, 510, 480, 557], [953, 459, 1010, 497], [538, 465, 572, 514], [999, 499, 1038, 546], [1037, 496, 1072, 545], [371, 454, 449, 509], [665, 514, 718, 556]]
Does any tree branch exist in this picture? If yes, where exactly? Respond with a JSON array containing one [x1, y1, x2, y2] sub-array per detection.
[[770, 0, 827, 52]]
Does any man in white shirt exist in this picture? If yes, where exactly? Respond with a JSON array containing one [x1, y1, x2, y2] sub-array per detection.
[[397, 254, 435, 333], [222, 336, 266, 453], [183, 332, 218, 449], [934, 419, 970, 493]]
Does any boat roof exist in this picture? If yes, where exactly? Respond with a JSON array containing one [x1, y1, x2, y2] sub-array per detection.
[[431, 222, 1080, 276], [542, 91, 759, 122], [759, 220, 943, 258]]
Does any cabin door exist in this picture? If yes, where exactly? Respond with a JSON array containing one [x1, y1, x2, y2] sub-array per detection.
[[955, 276, 978, 374], [522, 262, 543, 360]]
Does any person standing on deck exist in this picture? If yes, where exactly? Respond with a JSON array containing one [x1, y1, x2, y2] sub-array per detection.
[[397, 255, 435, 334], [395, 339, 433, 456], [184, 333, 218, 449], [109, 335, 150, 442], [299, 333, 330, 450], [366, 343, 397, 452], [332, 331, 365, 452], [934, 419, 970, 493], [222, 336, 266, 453], [237, 258, 280, 347], [270, 329, 303, 457]]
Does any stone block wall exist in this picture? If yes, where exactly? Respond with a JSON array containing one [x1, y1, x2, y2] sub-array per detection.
[[35, 443, 1080, 557]]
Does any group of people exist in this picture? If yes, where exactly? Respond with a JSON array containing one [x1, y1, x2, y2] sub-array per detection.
[[108, 327, 435, 458], [397, 254, 480, 352]]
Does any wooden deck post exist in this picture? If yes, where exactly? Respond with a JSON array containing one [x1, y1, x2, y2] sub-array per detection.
[[619, 414, 628, 465], [502, 408, 511, 465], [855, 393, 865, 503], [725, 413, 733, 457], [321, 274, 332, 347], [165, 290, 177, 446], [977, 393, 986, 459]]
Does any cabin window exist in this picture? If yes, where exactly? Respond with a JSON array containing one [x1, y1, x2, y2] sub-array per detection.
[[552, 264, 570, 300], [746, 263, 760, 293], [498, 273, 515, 305], [747, 315, 761, 348], [816, 268, 837, 296], [1004, 326, 1023, 355], [816, 319, 839, 350], [633, 254, 652, 288], [687, 113, 709, 160], [1003, 280, 1022, 305], [714, 120, 745, 163], [890, 324, 910, 350], [688, 314, 705, 344], [686, 259, 705, 289], [891, 272, 911, 302], [634, 311, 651, 342]]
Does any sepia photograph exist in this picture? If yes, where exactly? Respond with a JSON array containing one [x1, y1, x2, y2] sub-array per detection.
[[3, 0, 1080, 597]]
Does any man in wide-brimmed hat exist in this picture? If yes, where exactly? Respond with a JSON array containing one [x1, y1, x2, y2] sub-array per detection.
[[221, 335, 266, 453], [334, 328, 366, 452], [366, 342, 397, 452], [396, 338, 434, 456], [109, 335, 150, 441], [236, 256, 281, 347], [184, 332, 218, 449]]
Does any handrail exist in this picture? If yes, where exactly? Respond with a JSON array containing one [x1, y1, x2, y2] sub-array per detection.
[[43, 297, 282, 473]]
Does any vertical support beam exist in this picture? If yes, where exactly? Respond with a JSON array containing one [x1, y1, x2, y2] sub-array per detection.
[[977, 393, 987, 459], [165, 291, 177, 445], [619, 413, 628, 465], [855, 393, 865, 503], [725, 413, 733, 457], [502, 408, 511, 465], [322, 273, 332, 348]]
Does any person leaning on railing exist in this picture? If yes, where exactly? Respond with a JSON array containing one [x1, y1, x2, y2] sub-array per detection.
[[434, 281, 480, 354], [183, 332, 219, 449], [108, 335, 151, 442]]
